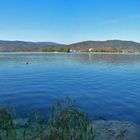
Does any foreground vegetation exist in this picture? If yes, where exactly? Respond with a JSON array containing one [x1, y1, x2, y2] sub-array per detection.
[[0, 98, 95, 140]]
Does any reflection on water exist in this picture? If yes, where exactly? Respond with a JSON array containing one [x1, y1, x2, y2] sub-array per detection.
[[0, 52, 140, 124]]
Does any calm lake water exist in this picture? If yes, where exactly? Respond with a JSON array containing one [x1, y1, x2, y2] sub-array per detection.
[[0, 52, 140, 124]]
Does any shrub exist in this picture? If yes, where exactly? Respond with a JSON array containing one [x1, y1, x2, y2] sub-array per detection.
[[47, 97, 95, 140], [0, 98, 95, 140]]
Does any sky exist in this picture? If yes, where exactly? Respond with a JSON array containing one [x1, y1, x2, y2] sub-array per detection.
[[0, 0, 140, 44]]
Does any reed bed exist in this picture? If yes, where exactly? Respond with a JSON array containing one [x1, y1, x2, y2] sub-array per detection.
[[0, 97, 95, 140]]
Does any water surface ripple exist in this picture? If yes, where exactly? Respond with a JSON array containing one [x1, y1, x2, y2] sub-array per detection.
[[0, 53, 140, 124]]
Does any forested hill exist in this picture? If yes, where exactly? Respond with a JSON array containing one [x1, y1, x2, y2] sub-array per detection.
[[0, 40, 140, 52], [68, 40, 140, 51], [0, 40, 64, 51]]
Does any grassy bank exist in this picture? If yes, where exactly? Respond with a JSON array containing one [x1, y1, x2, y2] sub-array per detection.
[[0, 97, 95, 140]]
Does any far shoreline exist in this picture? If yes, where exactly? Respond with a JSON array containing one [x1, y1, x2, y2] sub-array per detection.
[[0, 51, 140, 55]]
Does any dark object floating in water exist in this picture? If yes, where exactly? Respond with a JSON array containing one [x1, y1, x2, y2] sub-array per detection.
[[26, 62, 28, 64]]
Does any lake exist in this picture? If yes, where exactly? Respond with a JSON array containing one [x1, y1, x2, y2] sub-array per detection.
[[0, 52, 140, 124]]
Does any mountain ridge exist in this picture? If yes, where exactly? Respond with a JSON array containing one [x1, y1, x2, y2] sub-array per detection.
[[0, 40, 140, 52]]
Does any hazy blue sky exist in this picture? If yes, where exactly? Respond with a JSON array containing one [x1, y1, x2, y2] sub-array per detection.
[[0, 0, 140, 44]]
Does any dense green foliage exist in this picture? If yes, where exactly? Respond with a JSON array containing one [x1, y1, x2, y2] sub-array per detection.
[[41, 48, 70, 52], [0, 98, 95, 140]]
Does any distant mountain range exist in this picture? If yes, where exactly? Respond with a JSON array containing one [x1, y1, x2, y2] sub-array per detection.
[[0, 40, 140, 52], [0, 40, 64, 51]]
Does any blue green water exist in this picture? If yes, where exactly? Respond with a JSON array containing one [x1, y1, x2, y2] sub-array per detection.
[[0, 52, 140, 124]]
